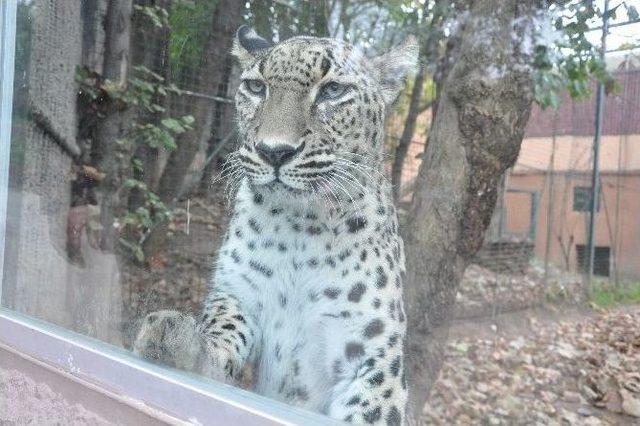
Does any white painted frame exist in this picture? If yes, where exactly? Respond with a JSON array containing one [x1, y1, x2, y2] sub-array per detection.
[[0, 3, 338, 424], [0, 309, 337, 425], [0, 0, 17, 296]]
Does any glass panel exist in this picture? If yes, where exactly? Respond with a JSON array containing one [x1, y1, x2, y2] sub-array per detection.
[[2, 1, 640, 425]]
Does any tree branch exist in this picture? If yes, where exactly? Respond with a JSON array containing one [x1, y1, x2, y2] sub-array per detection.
[[418, 100, 434, 114], [403, 0, 540, 421]]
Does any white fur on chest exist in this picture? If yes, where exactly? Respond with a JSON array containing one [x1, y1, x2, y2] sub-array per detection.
[[210, 184, 404, 411], [216, 215, 357, 408]]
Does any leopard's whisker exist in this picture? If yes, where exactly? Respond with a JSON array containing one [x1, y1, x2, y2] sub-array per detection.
[[316, 178, 337, 213], [333, 160, 384, 194], [332, 170, 370, 203], [328, 173, 357, 206], [342, 161, 387, 182], [211, 156, 242, 185], [334, 157, 388, 181], [331, 168, 367, 199], [224, 171, 244, 207], [319, 175, 341, 212]]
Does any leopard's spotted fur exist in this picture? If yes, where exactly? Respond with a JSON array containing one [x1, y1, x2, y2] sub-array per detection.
[[135, 26, 418, 425]]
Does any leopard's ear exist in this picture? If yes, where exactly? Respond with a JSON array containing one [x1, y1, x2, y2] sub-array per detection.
[[371, 36, 419, 105], [232, 26, 273, 69]]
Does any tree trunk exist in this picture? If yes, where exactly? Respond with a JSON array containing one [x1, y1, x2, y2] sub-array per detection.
[[391, 1, 451, 201], [94, 0, 133, 252], [430, 1, 469, 123], [154, 0, 242, 206], [300, 0, 329, 37], [485, 173, 507, 241], [128, 0, 172, 209], [312, 1, 330, 37], [144, 0, 243, 256], [391, 60, 426, 201], [403, 0, 539, 421], [251, 0, 273, 40]]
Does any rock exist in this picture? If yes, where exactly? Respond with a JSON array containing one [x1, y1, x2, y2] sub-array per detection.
[[561, 409, 581, 425], [562, 391, 582, 403], [621, 389, 640, 417], [577, 406, 593, 416], [583, 416, 604, 426]]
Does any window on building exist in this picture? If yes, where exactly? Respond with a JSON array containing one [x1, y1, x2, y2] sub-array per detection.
[[572, 186, 599, 212], [576, 245, 610, 277]]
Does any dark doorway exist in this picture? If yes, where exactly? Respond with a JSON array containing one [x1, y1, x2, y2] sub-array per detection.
[[576, 245, 610, 277]]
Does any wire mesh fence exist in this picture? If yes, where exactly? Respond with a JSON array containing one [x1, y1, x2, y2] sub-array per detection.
[[6, 0, 640, 342], [389, 67, 640, 282]]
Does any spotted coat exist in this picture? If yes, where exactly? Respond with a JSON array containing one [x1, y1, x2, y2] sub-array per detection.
[[135, 26, 417, 425]]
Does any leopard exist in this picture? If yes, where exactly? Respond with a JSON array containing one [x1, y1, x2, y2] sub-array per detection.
[[134, 26, 418, 425]]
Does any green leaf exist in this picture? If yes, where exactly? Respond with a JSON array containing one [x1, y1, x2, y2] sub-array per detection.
[[131, 158, 144, 173], [119, 238, 145, 262], [161, 118, 186, 134], [123, 178, 147, 190], [603, 4, 620, 21], [181, 115, 195, 125]]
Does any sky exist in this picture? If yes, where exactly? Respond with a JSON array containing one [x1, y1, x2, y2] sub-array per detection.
[[586, 0, 640, 57]]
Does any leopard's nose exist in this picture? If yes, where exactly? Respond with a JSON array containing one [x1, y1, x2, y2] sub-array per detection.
[[255, 142, 304, 168]]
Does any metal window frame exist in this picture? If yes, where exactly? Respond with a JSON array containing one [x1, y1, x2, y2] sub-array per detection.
[[0, 0, 17, 297], [0, 3, 337, 425], [0, 309, 335, 425]]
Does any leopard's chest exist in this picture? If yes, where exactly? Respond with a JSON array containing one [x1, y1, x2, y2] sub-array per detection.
[[216, 211, 381, 407], [220, 218, 361, 324]]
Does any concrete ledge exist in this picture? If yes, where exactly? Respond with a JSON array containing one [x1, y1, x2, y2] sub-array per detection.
[[0, 344, 178, 425]]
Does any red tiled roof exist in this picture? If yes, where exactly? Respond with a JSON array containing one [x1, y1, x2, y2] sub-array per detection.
[[525, 69, 640, 137]]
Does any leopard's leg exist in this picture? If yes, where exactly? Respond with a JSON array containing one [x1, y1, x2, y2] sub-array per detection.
[[197, 293, 257, 380], [328, 339, 407, 425], [133, 293, 256, 383]]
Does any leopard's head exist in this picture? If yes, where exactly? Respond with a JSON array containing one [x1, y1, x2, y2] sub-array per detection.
[[231, 26, 417, 200]]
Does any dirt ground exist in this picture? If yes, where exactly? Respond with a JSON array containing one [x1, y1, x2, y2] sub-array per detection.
[[0, 368, 112, 425], [424, 306, 640, 425]]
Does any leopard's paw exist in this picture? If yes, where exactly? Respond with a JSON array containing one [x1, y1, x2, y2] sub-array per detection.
[[133, 310, 203, 370]]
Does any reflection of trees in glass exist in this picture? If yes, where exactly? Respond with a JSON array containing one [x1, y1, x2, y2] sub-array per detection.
[[9, 1, 34, 172], [14, 1, 32, 108], [168, 0, 220, 86], [8, 0, 638, 421]]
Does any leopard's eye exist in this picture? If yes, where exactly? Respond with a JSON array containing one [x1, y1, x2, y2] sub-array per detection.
[[244, 79, 266, 96], [317, 82, 349, 102]]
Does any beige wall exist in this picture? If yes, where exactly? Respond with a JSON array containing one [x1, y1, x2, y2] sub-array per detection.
[[394, 130, 640, 279], [515, 134, 640, 173], [506, 171, 640, 280]]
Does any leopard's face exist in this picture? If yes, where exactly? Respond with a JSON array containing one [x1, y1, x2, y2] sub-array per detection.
[[231, 27, 417, 199]]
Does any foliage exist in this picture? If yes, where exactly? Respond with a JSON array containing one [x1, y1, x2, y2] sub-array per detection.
[[119, 179, 173, 262], [533, 0, 638, 108], [168, 0, 220, 85], [133, 4, 170, 28], [590, 280, 640, 308], [76, 63, 194, 262]]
